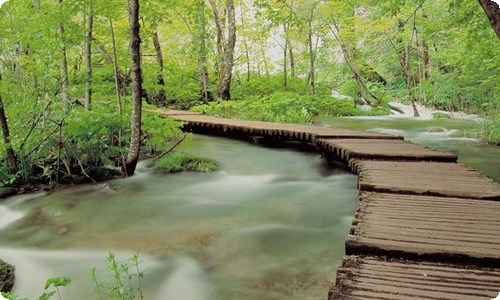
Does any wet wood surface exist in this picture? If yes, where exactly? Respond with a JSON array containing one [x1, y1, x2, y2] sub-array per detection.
[[161, 110, 500, 299], [329, 256, 500, 300], [347, 192, 500, 265]]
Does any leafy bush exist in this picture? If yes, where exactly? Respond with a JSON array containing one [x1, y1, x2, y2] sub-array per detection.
[[191, 92, 360, 124], [479, 112, 500, 145]]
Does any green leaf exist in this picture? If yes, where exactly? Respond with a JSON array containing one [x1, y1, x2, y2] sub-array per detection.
[[44, 276, 72, 289]]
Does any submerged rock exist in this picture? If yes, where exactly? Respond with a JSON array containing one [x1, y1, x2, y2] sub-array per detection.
[[0, 259, 15, 292]]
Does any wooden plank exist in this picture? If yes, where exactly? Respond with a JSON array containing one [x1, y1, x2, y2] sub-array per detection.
[[346, 192, 500, 265], [163, 112, 403, 142], [329, 256, 500, 300], [316, 138, 457, 162], [352, 160, 500, 200]]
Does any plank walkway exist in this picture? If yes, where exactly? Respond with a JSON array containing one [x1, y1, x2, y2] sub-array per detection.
[[161, 110, 500, 299]]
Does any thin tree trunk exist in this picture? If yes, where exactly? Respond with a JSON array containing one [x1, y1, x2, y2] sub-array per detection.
[[329, 21, 380, 106], [152, 31, 166, 105], [58, 0, 69, 105], [216, 0, 236, 100], [0, 93, 16, 173], [239, 1, 251, 82], [207, 0, 224, 80], [260, 44, 269, 76], [84, 5, 94, 111], [125, 0, 143, 175], [109, 20, 123, 115], [422, 38, 430, 79], [404, 44, 420, 117], [478, 0, 500, 38], [196, 0, 211, 103], [288, 39, 295, 78], [283, 24, 289, 89]]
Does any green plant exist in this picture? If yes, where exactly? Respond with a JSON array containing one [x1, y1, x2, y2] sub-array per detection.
[[1, 277, 71, 300], [39, 277, 72, 300], [90, 252, 145, 300], [154, 151, 219, 173]]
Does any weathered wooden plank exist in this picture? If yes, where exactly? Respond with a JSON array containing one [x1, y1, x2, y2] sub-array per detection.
[[316, 138, 457, 162], [346, 192, 500, 265], [329, 256, 500, 300], [165, 113, 403, 142], [352, 160, 500, 200]]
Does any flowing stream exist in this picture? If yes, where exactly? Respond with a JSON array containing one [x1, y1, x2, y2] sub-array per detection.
[[0, 135, 357, 300], [1, 113, 497, 299]]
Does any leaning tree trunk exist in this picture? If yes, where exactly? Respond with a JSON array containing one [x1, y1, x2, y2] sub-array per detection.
[[84, 5, 94, 111], [125, 0, 143, 176], [0, 92, 17, 173], [58, 0, 69, 105], [478, 0, 500, 38], [216, 0, 236, 100], [152, 31, 167, 106]]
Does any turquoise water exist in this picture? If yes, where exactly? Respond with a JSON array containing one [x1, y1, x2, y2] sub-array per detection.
[[0, 135, 357, 300]]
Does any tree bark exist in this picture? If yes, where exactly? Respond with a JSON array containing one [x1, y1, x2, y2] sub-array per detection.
[[125, 0, 143, 176], [478, 0, 500, 38], [216, 0, 236, 100], [110, 20, 123, 115], [207, 0, 224, 80], [329, 21, 381, 106], [288, 39, 295, 78], [282, 24, 289, 89], [58, 0, 69, 105], [196, 0, 211, 104], [152, 31, 166, 105], [0, 93, 16, 173], [84, 5, 94, 111]]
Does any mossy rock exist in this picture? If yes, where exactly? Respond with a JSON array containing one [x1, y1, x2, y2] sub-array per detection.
[[0, 259, 15, 292]]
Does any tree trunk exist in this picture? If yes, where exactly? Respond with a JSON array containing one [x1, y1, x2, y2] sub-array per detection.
[[288, 39, 295, 78], [329, 21, 380, 106], [404, 44, 420, 117], [283, 24, 289, 89], [239, 1, 251, 82], [84, 5, 94, 111], [196, 0, 211, 104], [207, 0, 224, 80], [260, 44, 269, 76], [478, 0, 500, 38], [216, 0, 236, 100], [110, 20, 123, 115], [0, 93, 16, 173], [125, 0, 143, 176], [152, 31, 166, 105], [58, 0, 69, 105]]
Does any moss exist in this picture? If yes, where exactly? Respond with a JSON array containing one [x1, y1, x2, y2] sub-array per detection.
[[0, 259, 15, 293], [154, 152, 219, 173]]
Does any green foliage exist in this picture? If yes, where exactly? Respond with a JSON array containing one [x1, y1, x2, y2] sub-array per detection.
[[192, 92, 360, 123], [154, 151, 219, 173], [142, 107, 184, 154], [90, 252, 145, 300], [1, 276, 71, 300], [479, 112, 500, 145]]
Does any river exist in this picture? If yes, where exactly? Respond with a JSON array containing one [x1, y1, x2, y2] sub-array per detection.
[[1, 114, 498, 299], [0, 135, 357, 300]]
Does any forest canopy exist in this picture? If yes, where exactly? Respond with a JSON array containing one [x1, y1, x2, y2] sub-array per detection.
[[0, 0, 498, 189]]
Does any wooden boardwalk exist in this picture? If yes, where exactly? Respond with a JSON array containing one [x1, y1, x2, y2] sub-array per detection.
[[162, 110, 500, 299]]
